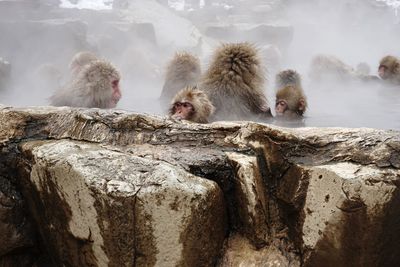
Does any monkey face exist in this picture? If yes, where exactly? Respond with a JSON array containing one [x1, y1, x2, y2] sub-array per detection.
[[171, 101, 194, 120], [378, 65, 388, 79], [109, 79, 121, 108], [275, 100, 288, 115]]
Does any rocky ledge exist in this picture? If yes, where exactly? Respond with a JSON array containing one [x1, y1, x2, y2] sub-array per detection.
[[0, 106, 399, 267]]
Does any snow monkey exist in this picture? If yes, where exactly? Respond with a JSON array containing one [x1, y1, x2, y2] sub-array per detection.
[[378, 55, 400, 85], [275, 69, 307, 120], [69, 51, 98, 76], [160, 51, 201, 109], [169, 86, 215, 123], [309, 54, 379, 83], [50, 60, 121, 108], [199, 42, 272, 121], [309, 54, 357, 82]]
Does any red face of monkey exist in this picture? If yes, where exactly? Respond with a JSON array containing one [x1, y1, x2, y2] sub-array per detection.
[[171, 101, 194, 120]]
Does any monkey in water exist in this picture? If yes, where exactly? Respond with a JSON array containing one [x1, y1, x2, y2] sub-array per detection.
[[378, 55, 400, 85], [310, 54, 379, 83], [160, 52, 201, 109], [199, 42, 272, 121], [274, 69, 307, 124], [50, 60, 121, 109], [169, 86, 215, 123]]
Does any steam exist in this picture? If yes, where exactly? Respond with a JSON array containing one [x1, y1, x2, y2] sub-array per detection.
[[0, 0, 399, 130]]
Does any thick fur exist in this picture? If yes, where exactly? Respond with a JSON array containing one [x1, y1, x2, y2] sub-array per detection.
[[50, 60, 120, 108], [169, 86, 215, 123], [160, 52, 201, 108], [276, 85, 307, 116], [275, 69, 302, 89], [200, 42, 271, 121], [379, 55, 400, 85]]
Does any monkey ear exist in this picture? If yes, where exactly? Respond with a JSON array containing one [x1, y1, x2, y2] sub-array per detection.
[[298, 99, 306, 111], [394, 62, 400, 74]]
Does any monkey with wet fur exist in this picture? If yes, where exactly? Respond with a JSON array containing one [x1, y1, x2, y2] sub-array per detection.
[[50, 60, 121, 108], [275, 69, 307, 121], [160, 52, 201, 109], [200, 42, 272, 121], [378, 55, 400, 85], [169, 86, 214, 123]]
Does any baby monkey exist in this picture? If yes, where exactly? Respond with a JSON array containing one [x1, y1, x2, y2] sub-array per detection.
[[169, 86, 215, 123]]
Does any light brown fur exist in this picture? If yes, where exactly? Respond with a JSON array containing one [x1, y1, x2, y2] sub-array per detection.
[[50, 60, 120, 108], [199, 42, 271, 121], [160, 52, 201, 108], [169, 86, 215, 123], [69, 51, 98, 75], [276, 85, 307, 117], [379, 55, 400, 85]]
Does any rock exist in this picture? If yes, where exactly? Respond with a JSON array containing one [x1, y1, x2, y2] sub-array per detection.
[[0, 106, 398, 266], [113, 0, 204, 48], [18, 139, 227, 266], [0, 176, 35, 265], [204, 23, 293, 49], [0, 20, 91, 75]]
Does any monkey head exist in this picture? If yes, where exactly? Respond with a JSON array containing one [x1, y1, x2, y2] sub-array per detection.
[[275, 85, 307, 117], [378, 55, 400, 80], [80, 60, 121, 108], [169, 86, 215, 123]]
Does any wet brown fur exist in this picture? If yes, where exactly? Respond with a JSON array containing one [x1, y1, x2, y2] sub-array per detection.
[[379, 55, 400, 85], [169, 86, 215, 123], [50, 60, 120, 108], [160, 52, 201, 107], [200, 42, 271, 121]]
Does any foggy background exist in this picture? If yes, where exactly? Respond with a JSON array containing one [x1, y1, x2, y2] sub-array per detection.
[[0, 0, 399, 130]]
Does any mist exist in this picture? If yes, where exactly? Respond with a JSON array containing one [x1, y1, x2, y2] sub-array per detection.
[[0, 0, 399, 130]]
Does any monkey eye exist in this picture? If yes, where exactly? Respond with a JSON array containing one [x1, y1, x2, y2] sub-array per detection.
[[182, 102, 190, 108], [112, 80, 119, 87]]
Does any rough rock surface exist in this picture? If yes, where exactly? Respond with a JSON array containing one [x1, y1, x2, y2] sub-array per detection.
[[0, 105, 399, 266]]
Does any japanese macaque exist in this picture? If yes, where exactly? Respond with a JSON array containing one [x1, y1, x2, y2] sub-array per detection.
[[378, 55, 400, 85], [199, 42, 272, 121], [275, 69, 307, 120], [0, 57, 11, 90], [169, 86, 215, 123], [50, 60, 121, 108], [309, 54, 356, 82], [310, 54, 379, 83], [160, 52, 201, 109], [69, 51, 98, 76]]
